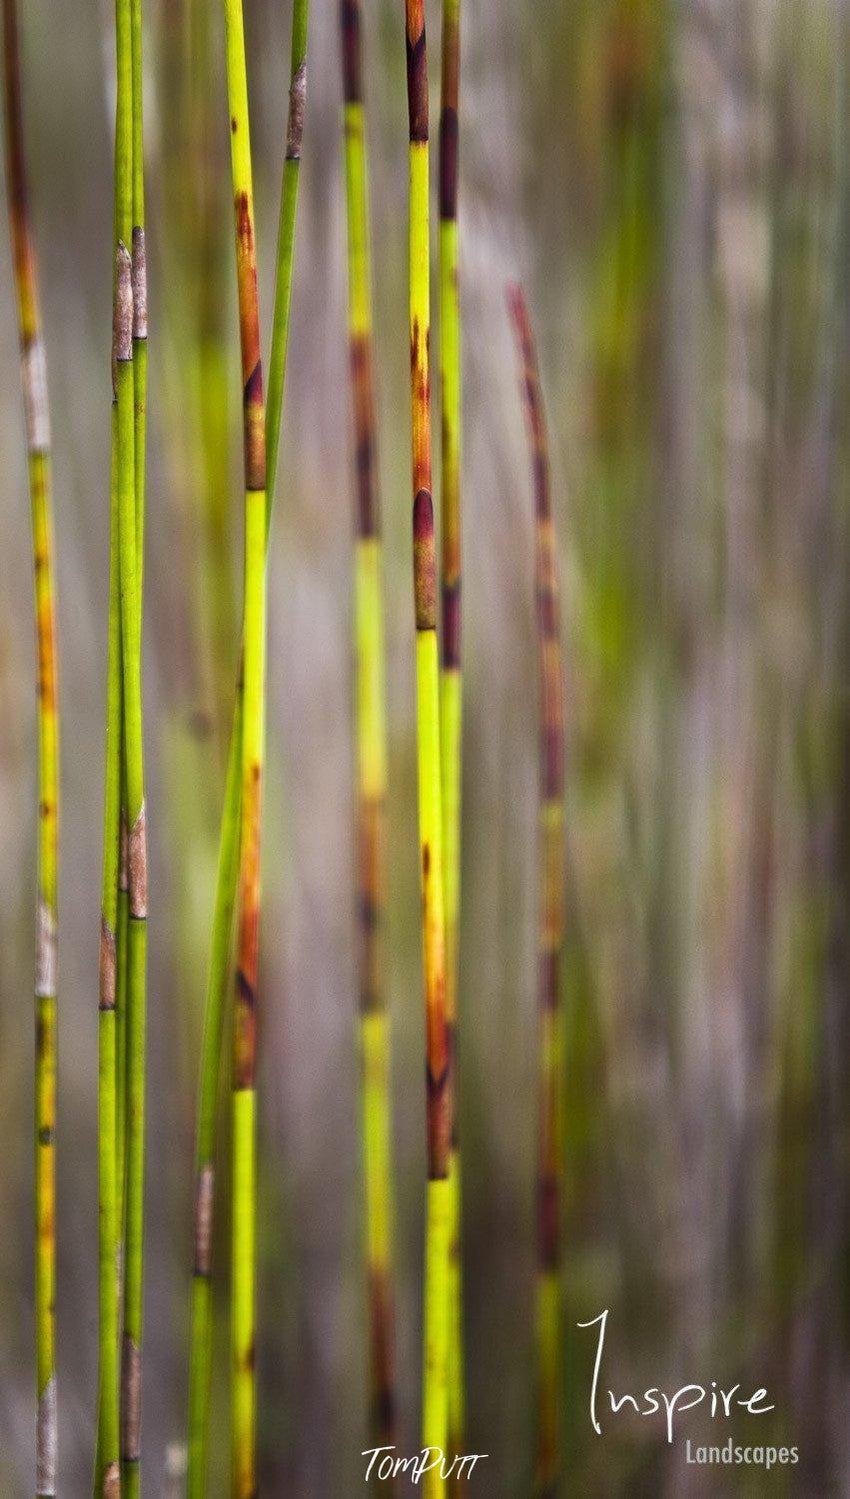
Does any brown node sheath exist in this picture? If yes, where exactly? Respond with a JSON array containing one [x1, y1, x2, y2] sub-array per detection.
[[438, 0, 459, 221], [128, 801, 148, 919], [99, 917, 117, 1011], [286, 59, 307, 160], [35, 895, 57, 999], [406, 3, 428, 143], [410, 319, 431, 423], [234, 765, 262, 1091], [368, 1267, 397, 1446], [131, 226, 147, 340], [438, 106, 457, 222], [341, 0, 362, 104], [36, 1376, 57, 1495], [112, 241, 133, 396], [234, 190, 263, 394], [102, 1460, 120, 1499], [243, 359, 266, 492], [234, 968, 257, 1093], [120, 1333, 141, 1462], [441, 579, 460, 670], [35, 593, 57, 712], [350, 334, 378, 538], [193, 1162, 215, 1278], [357, 795, 383, 1013], [23, 335, 49, 453], [413, 489, 437, 631], [425, 1057, 451, 1181]]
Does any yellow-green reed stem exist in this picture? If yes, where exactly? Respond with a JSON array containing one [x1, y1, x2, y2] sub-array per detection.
[[2, 3, 60, 1488], [507, 285, 566, 1499], [341, 0, 397, 1456], [438, 0, 464, 1466], [405, 3, 452, 1489], [120, 0, 148, 1488], [186, 5, 309, 1495], [222, 0, 269, 1488]]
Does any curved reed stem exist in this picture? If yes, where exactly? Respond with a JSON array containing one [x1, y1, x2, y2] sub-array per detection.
[[507, 285, 566, 1499], [185, 6, 309, 1494], [438, 0, 464, 1466], [340, 0, 397, 1459], [404, 4, 452, 1489], [119, 0, 148, 1487], [2, 1, 60, 1489]]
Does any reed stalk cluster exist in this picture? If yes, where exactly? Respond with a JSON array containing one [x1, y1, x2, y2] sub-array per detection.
[[1, 1, 574, 1491]]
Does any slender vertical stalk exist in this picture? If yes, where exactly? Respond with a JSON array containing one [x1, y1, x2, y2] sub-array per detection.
[[404, 4, 452, 1489], [94, 0, 135, 1490], [115, 238, 146, 1499], [2, 2, 59, 1490], [438, 0, 464, 1466], [221, 0, 268, 1489], [186, 6, 308, 1494], [340, 0, 397, 1459], [507, 286, 566, 1499], [96, 425, 123, 1499], [119, 0, 148, 1488], [266, 0, 308, 513]]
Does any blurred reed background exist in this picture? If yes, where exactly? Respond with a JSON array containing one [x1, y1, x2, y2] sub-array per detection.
[[1, 0, 849, 1492]]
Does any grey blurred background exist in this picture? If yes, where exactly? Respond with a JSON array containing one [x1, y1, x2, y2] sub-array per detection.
[[1, 0, 850, 1492]]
